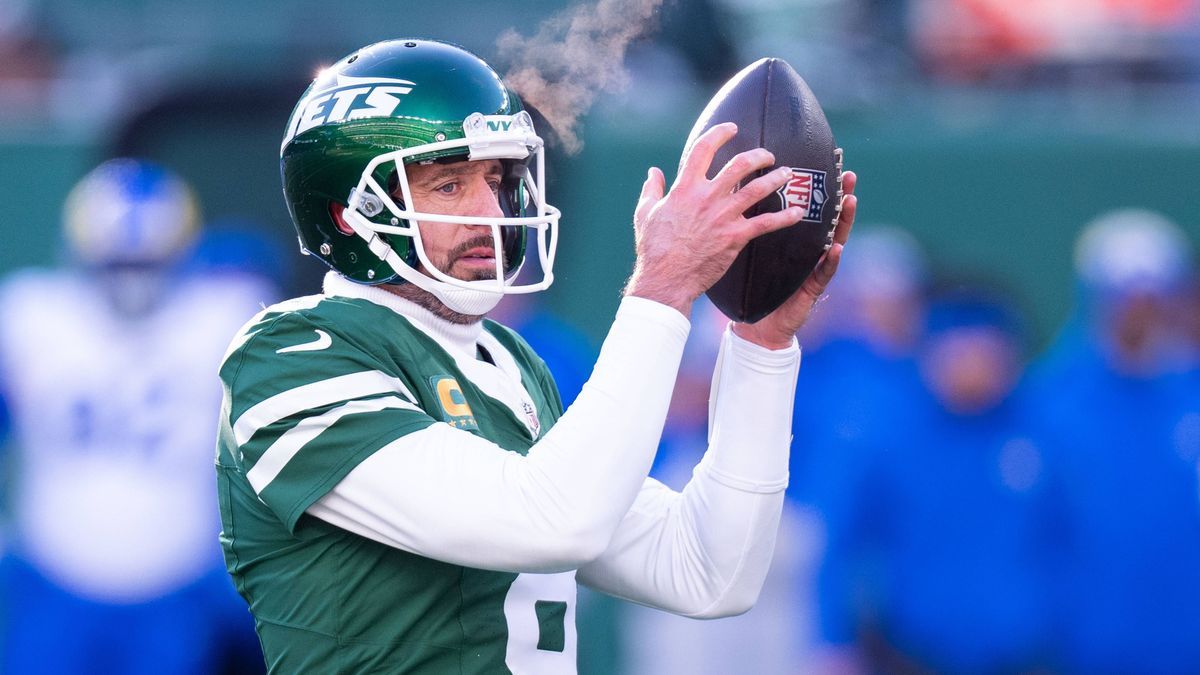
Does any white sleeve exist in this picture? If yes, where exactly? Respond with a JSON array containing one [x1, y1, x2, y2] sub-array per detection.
[[306, 296, 689, 573], [575, 326, 800, 618]]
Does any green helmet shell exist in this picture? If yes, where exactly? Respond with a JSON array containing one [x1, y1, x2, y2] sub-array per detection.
[[281, 39, 525, 284]]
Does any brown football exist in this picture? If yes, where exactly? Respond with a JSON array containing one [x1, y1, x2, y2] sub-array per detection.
[[686, 58, 844, 323]]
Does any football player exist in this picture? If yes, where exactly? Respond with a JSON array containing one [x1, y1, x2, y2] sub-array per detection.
[[1030, 210, 1200, 673], [217, 39, 857, 673], [0, 159, 270, 673]]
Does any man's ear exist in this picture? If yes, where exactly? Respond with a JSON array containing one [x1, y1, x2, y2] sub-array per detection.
[[328, 202, 356, 236]]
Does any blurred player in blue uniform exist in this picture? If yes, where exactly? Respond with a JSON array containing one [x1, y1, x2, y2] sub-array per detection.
[[817, 285, 1059, 673], [789, 225, 929, 500], [1030, 209, 1200, 673], [792, 227, 930, 671], [0, 159, 270, 674]]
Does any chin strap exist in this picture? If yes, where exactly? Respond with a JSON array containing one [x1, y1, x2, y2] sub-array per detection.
[[391, 258, 505, 316], [345, 210, 505, 316]]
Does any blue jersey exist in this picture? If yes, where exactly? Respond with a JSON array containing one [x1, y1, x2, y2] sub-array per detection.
[[1029, 344, 1200, 673], [817, 386, 1059, 672]]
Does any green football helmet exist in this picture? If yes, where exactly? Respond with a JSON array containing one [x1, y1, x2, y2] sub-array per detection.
[[280, 39, 559, 314]]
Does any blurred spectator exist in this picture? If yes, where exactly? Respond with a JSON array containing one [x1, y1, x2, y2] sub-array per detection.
[[790, 225, 929, 504], [789, 226, 932, 671], [1030, 208, 1200, 673], [1059, 207, 1194, 376], [817, 284, 1058, 673], [0, 159, 271, 674], [799, 225, 928, 360], [792, 225, 928, 454]]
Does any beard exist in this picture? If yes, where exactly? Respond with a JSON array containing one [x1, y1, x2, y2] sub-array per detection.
[[383, 235, 503, 324]]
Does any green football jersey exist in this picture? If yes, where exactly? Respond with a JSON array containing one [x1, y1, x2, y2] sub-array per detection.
[[216, 292, 575, 673]]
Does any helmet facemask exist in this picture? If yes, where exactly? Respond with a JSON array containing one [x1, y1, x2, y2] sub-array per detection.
[[339, 111, 559, 315]]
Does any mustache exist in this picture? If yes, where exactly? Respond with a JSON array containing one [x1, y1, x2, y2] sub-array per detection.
[[448, 235, 500, 263]]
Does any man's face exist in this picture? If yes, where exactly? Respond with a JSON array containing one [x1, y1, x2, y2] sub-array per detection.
[[403, 158, 505, 282], [921, 326, 1021, 415], [1096, 290, 1187, 376]]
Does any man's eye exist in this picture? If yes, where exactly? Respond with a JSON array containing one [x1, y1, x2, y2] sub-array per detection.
[[435, 182, 458, 195], [488, 180, 501, 194]]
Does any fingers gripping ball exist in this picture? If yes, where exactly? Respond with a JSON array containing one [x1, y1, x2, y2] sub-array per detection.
[[687, 58, 845, 323]]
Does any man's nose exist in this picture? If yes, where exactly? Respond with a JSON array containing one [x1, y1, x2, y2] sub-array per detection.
[[464, 180, 504, 222]]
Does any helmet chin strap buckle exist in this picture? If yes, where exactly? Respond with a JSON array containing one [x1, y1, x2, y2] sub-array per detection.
[[348, 187, 384, 217]]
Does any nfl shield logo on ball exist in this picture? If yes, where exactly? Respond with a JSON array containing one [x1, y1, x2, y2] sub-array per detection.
[[776, 168, 828, 222]]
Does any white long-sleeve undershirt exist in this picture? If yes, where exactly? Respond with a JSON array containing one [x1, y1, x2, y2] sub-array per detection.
[[307, 296, 800, 617], [576, 329, 799, 618], [309, 296, 689, 572]]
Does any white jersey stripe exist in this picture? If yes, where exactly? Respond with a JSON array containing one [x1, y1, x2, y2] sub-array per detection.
[[233, 370, 417, 447], [246, 395, 421, 494]]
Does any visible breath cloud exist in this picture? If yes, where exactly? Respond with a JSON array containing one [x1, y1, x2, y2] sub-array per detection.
[[497, 0, 666, 154]]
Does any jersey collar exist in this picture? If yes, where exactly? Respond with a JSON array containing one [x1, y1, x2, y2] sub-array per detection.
[[322, 272, 482, 358]]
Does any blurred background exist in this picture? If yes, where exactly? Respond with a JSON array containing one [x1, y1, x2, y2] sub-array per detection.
[[0, 0, 1198, 673]]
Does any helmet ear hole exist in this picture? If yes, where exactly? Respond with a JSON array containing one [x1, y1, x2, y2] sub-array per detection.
[[386, 169, 400, 197], [499, 160, 532, 218], [329, 202, 356, 236], [384, 170, 408, 212], [500, 226, 526, 278]]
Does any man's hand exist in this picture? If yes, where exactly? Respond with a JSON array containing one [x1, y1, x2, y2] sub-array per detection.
[[731, 171, 858, 350], [624, 123, 808, 317]]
